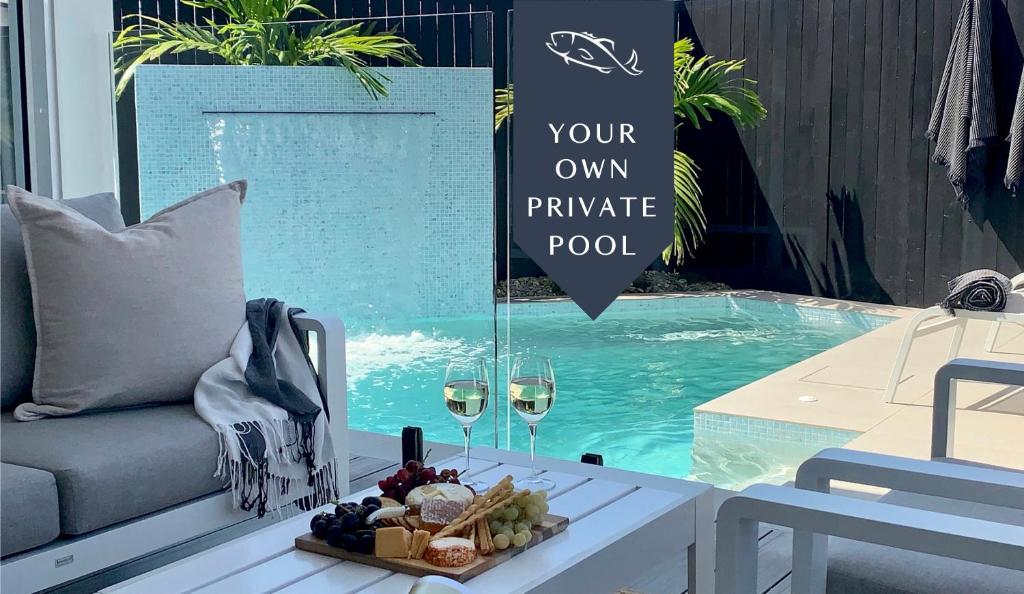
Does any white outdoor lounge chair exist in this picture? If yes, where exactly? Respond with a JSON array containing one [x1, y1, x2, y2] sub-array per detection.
[[883, 273, 1024, 403], [716, 359, 1024, 594]]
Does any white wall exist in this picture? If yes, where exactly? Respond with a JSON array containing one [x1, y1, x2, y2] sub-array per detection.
[[52, 0, 116, 198]]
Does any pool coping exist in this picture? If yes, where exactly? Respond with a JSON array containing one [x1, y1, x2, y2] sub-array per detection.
[[689, 294, 1024, 475]]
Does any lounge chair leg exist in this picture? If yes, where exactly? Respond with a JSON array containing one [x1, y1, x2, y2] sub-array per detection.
[[885, 307, 943, 403], [947, 319, 966, 360], [790, 532, 828, 594], [690, 488, 715, 594], [791, 474, 830, 594], [714, 515, 759, 594], [985, 321, 1001, 352]]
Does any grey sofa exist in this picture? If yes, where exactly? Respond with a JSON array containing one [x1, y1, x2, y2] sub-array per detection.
[[0, 193, 349, 592]]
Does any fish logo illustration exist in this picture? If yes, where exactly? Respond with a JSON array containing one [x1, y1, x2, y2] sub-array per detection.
[[545, 30, 643, 76]]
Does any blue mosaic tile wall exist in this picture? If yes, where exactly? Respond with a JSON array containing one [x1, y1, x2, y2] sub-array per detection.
[[134, 65, 494, 324]]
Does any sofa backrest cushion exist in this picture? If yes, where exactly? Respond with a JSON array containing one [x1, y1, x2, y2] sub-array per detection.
[[5, 181, 246, 420], [1, 193, 125, 409]]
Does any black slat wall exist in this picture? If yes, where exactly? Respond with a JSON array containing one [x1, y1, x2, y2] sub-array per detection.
[[111, 0, 1024, 307], [682, 0, 1024, 306]]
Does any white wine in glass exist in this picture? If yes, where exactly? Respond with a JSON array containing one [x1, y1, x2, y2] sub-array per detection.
[[510, 355, 556, 492], [443, 358, 490, 492]]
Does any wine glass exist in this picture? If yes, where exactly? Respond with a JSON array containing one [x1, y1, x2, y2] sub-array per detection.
[[443, 357, 490, 492], [510, 355, 556, 492]]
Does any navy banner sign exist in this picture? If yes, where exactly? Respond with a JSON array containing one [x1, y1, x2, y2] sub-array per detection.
[[513, 0, 674, 319]]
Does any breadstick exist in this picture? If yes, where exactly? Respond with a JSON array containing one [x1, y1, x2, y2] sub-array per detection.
[[476, 517, 493, 554], [439, 476, 514, 530], [432, 489, 517, 540]]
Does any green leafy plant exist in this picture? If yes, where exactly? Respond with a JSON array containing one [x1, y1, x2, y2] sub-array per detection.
[[113, 0, 420, 99], [494, 84, 513, 132], [495, 37, 766, 264]]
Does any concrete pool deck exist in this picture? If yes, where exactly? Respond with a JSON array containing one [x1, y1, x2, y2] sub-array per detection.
[[695, 291, 1024, 472]]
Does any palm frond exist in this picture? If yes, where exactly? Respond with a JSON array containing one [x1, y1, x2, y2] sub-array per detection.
[[663, 150, 706, 264], [494, 85, 513, 132], [674, 38, 766, 130], [112, 4, 418, 99], [113, 17, 227, 96]]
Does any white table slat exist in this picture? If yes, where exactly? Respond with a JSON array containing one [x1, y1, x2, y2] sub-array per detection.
[[274, 560, 391, 594], [111, 455, 475, 593], [110, 485, 381, 593], [468, 463, 535, 486], [465, 487, 686, 594], [192, 550, 337, 594], [547, 479, 636, 522], [446, 456, 502, 478], [535, 471, 589, 499], [353, 572, 418, 593]]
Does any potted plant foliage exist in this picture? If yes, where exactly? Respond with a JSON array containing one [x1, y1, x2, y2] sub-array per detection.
[[113, 0, 421, 99]]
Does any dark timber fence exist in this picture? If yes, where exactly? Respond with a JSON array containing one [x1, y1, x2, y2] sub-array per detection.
[[113, 0, 1024, 308], [679, 0, 1024, 307]]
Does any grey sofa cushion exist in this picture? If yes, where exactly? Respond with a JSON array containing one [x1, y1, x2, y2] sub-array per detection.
[[1, 463, 60, 556], [825, 489, 1024, 593], [0, 404, 225, 535], [5, 182, 246, 419], [0, 193, 124, 409]]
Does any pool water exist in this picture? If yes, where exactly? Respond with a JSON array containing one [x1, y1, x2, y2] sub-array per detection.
[[345, 296, 891, 485]]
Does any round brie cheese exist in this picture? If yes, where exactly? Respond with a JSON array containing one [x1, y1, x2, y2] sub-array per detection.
[[406, 483, 474, 508]]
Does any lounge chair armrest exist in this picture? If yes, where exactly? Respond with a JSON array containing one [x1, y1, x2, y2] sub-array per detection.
[[796, 448, 1024, 509], [790, 447, 1024, 593], [933, 358, 1024, 458], [717, 484, 1024, 594], [292, 312, 349, 494], [934, 358, 1024, 390]]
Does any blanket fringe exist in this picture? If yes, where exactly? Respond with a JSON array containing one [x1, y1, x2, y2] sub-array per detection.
[[213, 420, 338, 518]]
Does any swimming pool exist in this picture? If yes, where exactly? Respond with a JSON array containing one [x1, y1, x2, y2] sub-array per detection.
[[346, 295, 892, 487]]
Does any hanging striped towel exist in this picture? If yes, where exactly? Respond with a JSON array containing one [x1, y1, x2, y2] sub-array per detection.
[[1006, 74, 1024, 192], [926, 0, 998, 207], [940, 269, 1013, 313]]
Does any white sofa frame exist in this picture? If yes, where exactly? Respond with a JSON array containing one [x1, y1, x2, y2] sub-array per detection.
[[0, 313, 349, 594]]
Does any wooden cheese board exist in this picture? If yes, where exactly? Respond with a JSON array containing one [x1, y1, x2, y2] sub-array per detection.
[[295, 513, 568, 583]]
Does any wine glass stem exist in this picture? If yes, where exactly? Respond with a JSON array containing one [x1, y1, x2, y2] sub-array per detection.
[[528, 423, 538, 477], [462, 424, 472, 474]]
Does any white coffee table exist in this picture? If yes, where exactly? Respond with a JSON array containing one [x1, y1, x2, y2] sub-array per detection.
[[103, 447, 713, 594]]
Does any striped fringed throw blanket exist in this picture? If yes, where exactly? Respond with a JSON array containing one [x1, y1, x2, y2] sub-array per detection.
[[926, 0, 998, 207], [1006, 74, 1024, 192], [940, 269, 1013, 313], [194, 298, 338, 517]]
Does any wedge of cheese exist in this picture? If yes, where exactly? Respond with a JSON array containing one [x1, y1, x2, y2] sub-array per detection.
[[374, 526, 412, 558]]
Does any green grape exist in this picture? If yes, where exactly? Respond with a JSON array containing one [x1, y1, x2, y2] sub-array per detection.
[[500, 527, 515, 540], [502, 506, 520, 521], [492, 533, 510, 550], [488, 519, 503, 534], [512, 531, 531, 547], [539, 501, 550, 514], [514, 521, 532, 533], [525, 504, 540, 519]]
